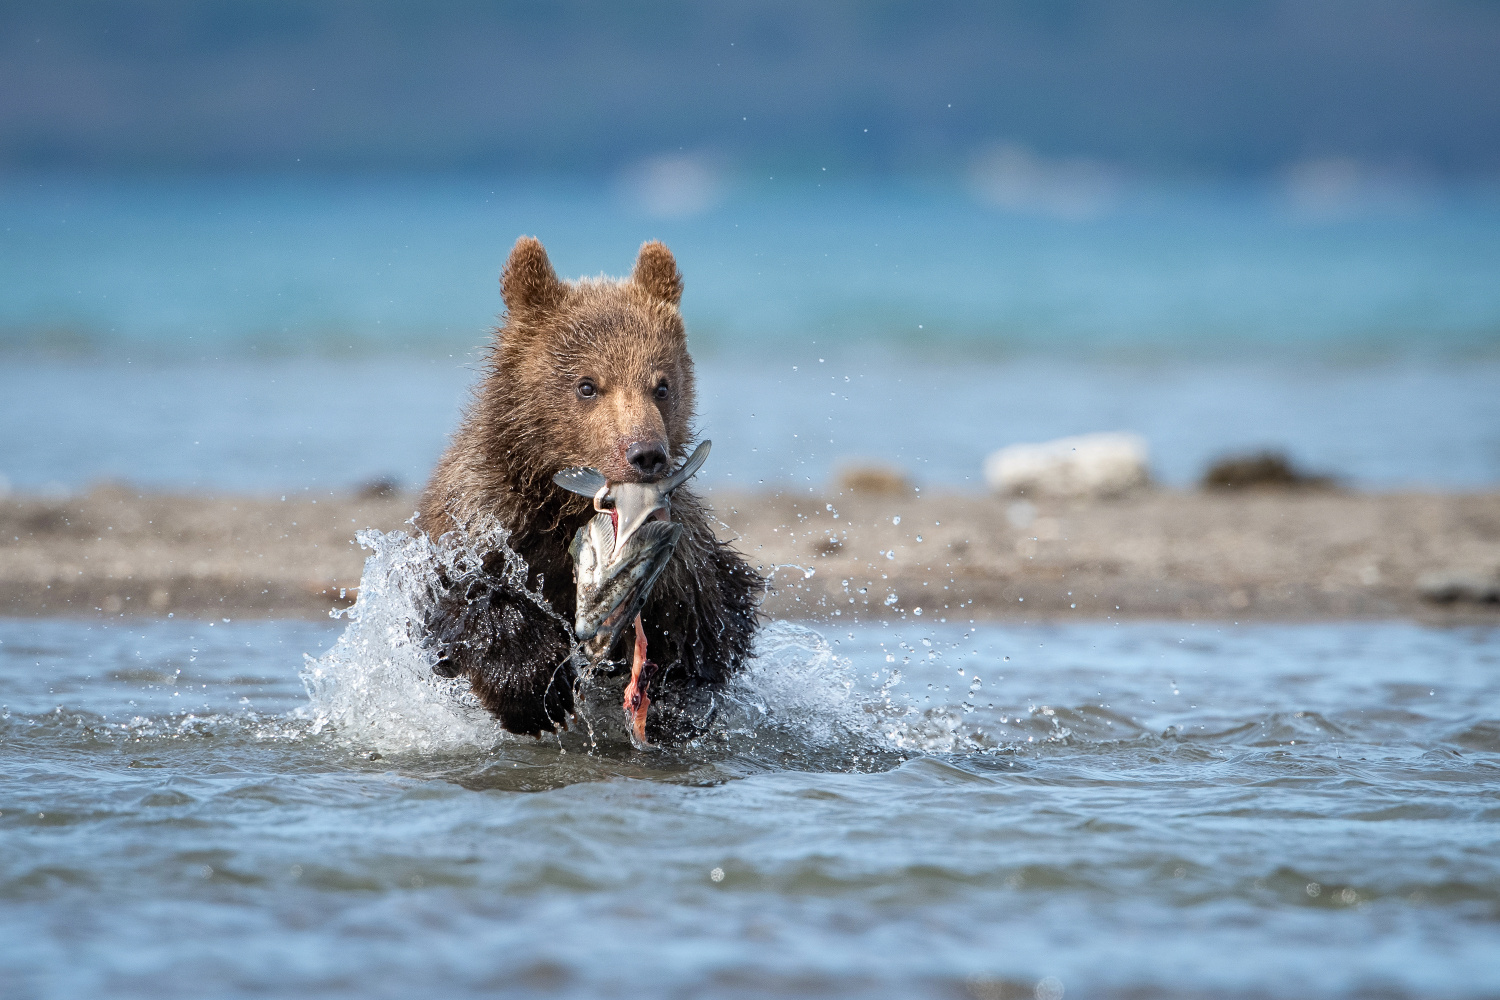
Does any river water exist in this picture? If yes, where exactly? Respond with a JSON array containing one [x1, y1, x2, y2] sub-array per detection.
[[3, 176, 1499, 497], [4, 606, 1497, 999], [4, 176, 1499, 998]]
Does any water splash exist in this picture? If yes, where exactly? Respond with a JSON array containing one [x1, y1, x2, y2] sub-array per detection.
[[299, 527, 505, 752], [298, 525, 1039, 759], [718, 621, 858, 746], [299, 523, 879, 754]]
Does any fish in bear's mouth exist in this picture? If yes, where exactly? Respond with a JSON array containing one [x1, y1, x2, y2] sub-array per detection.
[[554, 440, 711, 745]]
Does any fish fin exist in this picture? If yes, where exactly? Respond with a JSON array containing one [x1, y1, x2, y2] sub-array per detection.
[[553, 466, 609, 497], [662, 440, 711, 493], [568, 523, 587, 563]]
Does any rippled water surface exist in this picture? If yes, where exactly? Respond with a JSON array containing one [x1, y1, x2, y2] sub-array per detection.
[[3, 615, 1498, 999]]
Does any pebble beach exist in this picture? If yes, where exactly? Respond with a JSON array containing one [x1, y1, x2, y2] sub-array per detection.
[[4, 484, 1495, 624]]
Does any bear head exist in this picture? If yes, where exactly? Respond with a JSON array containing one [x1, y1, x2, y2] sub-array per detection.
[[494, 236, 697, 485]]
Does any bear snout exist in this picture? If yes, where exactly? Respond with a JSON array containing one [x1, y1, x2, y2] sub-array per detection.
[[625, 440, 670, 480]]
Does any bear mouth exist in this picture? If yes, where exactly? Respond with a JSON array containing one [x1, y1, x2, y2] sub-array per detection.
[[553, 440, 712, 545]]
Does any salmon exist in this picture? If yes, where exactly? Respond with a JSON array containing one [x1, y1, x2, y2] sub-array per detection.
[[555, 441, 711, 743]]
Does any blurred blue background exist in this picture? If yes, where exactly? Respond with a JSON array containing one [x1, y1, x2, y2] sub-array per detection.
[[2, 0, 1498, 494]]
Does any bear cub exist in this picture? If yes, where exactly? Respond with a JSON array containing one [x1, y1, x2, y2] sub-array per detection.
[[417, 237, 763, 740]]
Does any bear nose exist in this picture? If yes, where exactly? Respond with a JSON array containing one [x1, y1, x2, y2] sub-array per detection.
[[626, 441, 669, 480]]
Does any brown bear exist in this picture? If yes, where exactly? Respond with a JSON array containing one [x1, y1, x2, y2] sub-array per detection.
[[416, 236, 764, 740]]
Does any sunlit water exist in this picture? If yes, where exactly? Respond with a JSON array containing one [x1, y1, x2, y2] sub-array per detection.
[[3, 177, 1499, 495], [3, 354, 1498, 495], [6, 178, 1500, 354], [3, 605, 1497, 997]]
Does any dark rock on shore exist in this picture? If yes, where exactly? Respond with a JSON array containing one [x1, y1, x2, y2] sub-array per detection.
[[1200, 450, 1336, 490]]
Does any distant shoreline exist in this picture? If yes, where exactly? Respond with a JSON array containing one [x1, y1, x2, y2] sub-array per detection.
[[1, 485, 1496, 626]]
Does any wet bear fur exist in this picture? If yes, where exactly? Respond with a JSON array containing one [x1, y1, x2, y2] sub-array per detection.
[[416, 237, 764, 739]]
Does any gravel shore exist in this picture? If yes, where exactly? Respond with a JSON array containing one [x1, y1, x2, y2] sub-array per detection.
[[2, 484, 1497, 624]]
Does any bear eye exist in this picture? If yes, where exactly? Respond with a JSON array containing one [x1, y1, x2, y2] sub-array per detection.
[[575, 379, 597, 400], [654, 381, 670, 400]]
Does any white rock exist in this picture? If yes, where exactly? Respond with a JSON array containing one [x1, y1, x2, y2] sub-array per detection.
[[983, 432, 1150, 498]]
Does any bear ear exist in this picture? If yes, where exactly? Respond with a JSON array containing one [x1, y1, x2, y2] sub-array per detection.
[[501, 236, 565, 314], [632, 241, 683, 306]]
